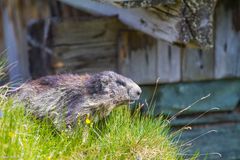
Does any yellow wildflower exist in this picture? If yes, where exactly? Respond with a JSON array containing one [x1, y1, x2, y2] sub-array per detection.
[[85, 114, 91, 125], [85, 118, 91, 124]]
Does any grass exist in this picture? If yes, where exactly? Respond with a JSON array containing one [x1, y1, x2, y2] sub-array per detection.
[[0, 96, 198, 160]]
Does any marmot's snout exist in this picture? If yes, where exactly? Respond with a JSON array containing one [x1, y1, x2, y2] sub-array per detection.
[[128, 84, 142, 101]]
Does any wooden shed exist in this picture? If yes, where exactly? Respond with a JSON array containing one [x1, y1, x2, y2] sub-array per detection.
[[1, 0, 240, 159]]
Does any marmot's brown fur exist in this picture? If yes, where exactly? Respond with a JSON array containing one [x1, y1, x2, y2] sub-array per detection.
[[14, 71, 141, 129]]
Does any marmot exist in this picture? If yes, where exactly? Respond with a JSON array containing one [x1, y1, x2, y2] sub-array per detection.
[[14, 71, 142, 129]]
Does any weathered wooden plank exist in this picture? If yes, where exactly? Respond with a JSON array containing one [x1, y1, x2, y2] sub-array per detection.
[[2, 0, 52, 81], [94, 0, 175, 8], [215, 1, 240, 78], [54, 43, 116, 60], [118, 31, 158, 84], [58, 0, 217, 48], [139, 79, 240, 116], [56, 57, 116, 74], [54, 44, 117, 73], [0, 12, 5, 52], [52, 17, 123, 46], [182, 48, 214, 81], [58, 0, 179, 44], [27, 20, 53, 79], [2, 8, 30, 85], [179, 123, 240, 160], [171, 112, 240, 126], [52, 18, 120, 74], [22, 1, 51, 24], [157, 40, 181, 83]]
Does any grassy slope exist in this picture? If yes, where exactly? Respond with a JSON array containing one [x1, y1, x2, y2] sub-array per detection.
[[0, 96, 197, 160], [0, 54, 196, 159]]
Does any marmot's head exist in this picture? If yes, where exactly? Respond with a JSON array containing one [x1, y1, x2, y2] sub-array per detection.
[[86, 71, 142, 106]]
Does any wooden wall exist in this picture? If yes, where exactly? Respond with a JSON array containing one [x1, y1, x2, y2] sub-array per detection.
[[51, 17, 125, 74], [117, 1, 240, 85], [215, 1, 240, 78], [20, 0, 236, 86], [50, 22, 215, 85], [0, 0, 95, 81], [138, 1, 240, 159], [118, 32, 215, 84], [3, 0, 240, 85], [1, 0, 51, 84], [118, 31, 159, 84], [0, 12, 5, 52]]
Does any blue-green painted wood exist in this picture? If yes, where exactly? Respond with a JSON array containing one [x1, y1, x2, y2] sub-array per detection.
[[170, 112, 240, 126], [179, 124, 240, 160], [138, 79, 240, 160], [139, 79, 240, 116]]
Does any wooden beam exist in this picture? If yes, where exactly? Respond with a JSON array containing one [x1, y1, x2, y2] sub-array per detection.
[[58, 0, 217, 48], [94, 0, 175, 8], [0, 12, 5, 52], [58, 0, 178, 43], [2, 0, 52, 83], [2, 8, 30, 85]]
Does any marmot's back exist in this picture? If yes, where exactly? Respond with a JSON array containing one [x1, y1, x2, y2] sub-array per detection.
[[14, 71, 142, 129], [21, 74, 91, 93]]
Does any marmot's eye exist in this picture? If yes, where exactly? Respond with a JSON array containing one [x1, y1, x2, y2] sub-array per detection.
[[116, 79, 126, 86]]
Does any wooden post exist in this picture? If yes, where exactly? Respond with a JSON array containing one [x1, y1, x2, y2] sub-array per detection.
[[2, 8, 30, 86]]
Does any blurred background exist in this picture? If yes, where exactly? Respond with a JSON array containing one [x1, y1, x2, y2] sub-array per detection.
[[0, 0, 240, 159]]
